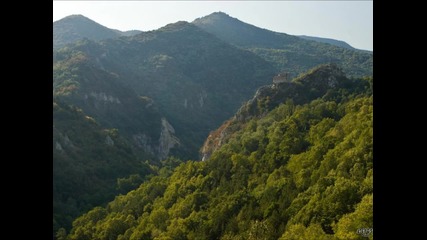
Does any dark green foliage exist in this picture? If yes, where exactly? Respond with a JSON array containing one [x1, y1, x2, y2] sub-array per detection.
[[53, 19, 277, 238], [53, 21, 277, 161], [65, 67, 372, 239], [234, 64, 369, 121], [53, 100, 154, 235], [54, 14, 372, 162], [53, 45, 163, 143], [54, 14, 373, 239]]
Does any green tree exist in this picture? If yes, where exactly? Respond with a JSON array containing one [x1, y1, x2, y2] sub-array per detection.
[[56, 228, 67, 240], [334, 194, 373, 240], [279, 224, 329, 240]]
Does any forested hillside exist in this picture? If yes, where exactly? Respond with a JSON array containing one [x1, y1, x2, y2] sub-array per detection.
[[53, 13, 373, 239], [62, 65, 373, 240], [53, 21, 276, 161], [53, 99, 154, 232], [53, 19, 275, 235]]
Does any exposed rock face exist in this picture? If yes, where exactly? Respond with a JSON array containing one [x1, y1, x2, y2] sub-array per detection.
[[85, 92, 121, 104], [201, 64, 350, 161], [105, 135, 114, 146], [198, 90, 208, 108], [184, 99, 188, 109], [63, 134, 74, 148], [132, 118, 180, 160], [55, 142, 63, 151], [133, 133, 156, 155], [201, 120, 232, 161], [158, 118, 180, 160], [54, 132, 76, 152]]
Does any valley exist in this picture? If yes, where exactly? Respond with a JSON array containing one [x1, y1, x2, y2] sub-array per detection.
[[53, 11, 372, 239]]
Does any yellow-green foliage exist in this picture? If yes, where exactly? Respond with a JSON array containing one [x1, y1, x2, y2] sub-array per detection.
[[67, 84, 372, 240]]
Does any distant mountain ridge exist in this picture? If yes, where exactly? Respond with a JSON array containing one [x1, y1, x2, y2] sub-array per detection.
[[193, 12, 372, 77], [54, 13, 370, 56], [193, 12, 299, 49], [297, 35, 355, 50], [53, 20, 276, 161], [53, 22, 277, 233], [53, 13, 373, 236], [53, 14, 142, 48]]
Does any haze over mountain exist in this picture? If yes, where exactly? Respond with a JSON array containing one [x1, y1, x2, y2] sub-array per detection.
[[53, 19, 276, 234], [64, 65, 373, 240], [193, 12, 372, 77], [53, 13, 373, 237], [297, 35, 355, 50], [53, 14, 142, 48], [54, 20, 276, 160]]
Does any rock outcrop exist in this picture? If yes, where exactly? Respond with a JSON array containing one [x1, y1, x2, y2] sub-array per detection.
[[201, 64, 352, 161], [105, 135, 114, 146], [132, 133, 156, 156], [158, 118, 180, 160]]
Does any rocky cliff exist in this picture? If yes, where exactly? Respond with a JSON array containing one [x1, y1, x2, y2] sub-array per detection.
[[201, 64, 369, 160], [158, 118, 180, 160]]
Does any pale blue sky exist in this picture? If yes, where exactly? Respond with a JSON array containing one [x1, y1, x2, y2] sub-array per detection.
[[53, 1, 373, 51]]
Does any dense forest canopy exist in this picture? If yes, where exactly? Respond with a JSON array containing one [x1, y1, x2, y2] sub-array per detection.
[[53, 13, 373, 239], [59, 65, 373, 239]]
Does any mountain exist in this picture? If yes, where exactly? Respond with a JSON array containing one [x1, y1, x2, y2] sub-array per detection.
[[193, 12, 373, 77], [64, 65, 373, 240], [53, 21, 277, 161], [53, 19, 279, 234], [201, 64, 372, 160], [53, 14, 141, 48], [298, 35, 355, 50], [193, 12, 299, 49], [53, 14, 373, 237], [54, 14, 372, 162]]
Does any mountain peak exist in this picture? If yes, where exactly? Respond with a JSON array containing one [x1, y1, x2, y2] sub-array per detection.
[[54, 14, 122, 48], [193, 12, 297, 49], [62, 14, 88, 19], [210, 11, 229, 16], [158, 21, 193, 32], [194, 11, 240, 25], [208, 11, 231, 18], [54, 14, 99, 25]]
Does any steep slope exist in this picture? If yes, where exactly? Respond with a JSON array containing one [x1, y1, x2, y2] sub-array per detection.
[[53, 15, 141, 48], [53, 99, 154, 235], [53, 44, 166, 158], [298, 35, 355, 50], [193, 12, 373, 77], [201, 64, 371, 160], [64, 64, 373, 240], [53, 21, 277, 160], [53, 20, 276, 234]]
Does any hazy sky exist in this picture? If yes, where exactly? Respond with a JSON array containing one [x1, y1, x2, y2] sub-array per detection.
[[53, 1, 373, 51]]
